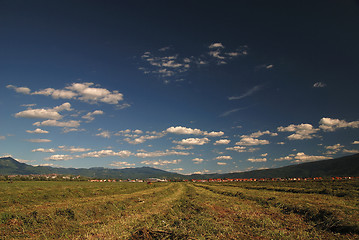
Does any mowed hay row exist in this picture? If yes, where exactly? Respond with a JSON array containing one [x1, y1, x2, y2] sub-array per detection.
[[0, 182, 178, 239], [195, 183, 359, 238]]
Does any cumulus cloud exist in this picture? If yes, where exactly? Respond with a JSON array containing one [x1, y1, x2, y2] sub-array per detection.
[[80, 150, 132, 158], [217, 162, 227, 165], [248, 158, 267, 162], [274, 156, 293, 161], [214, 139, 231, 145], [166, 126, 223, 137], [58, 146, 92, 153], [96, 130, 111, 138], [325, 144, 344, 154], [135, 150, 189, 158], [319, 118, 359, 132], [228, 85, 263, 101], [192, 158, 204, 164], [226, 146, 258, 152], [215, 155, 232, 160], [26, 139, 52, 143], [140, 159, 181, 166], [235, 137, 269, 146], [10, 82, 126, 105], [174, 137, 210, 146], [26, 128, 49, 134], [342, 149, 359, 154], [6, 85, 31, 94], [45, 154, 74, 161], [109, 161, 135, 168], [15, 103, 72, 120], [241, 130, 278, 138], [34, 120, 81, 128], [278, 123, 319, 140], [32, 148, 55, 153], [292, 152, 329, 163], [82, 110, 104, 122], [353, 141, 359, 145]]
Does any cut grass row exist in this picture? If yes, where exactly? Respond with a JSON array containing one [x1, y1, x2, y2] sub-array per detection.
[[1, 181, 358, 239], [194, 182, 359, 237]]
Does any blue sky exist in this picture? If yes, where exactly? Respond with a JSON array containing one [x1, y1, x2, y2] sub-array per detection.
[[1, 0, 359, 174]]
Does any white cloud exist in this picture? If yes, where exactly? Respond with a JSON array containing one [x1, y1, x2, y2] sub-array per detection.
[[325, 144, 344, 150], [172, 145, 194, 150], [278, 123, 319, 140], [6, 85, 31, 94], [45, 154, 74, 161], [96, 130, 111, 138], [32, 148, 55, 153], [166, 126, 203, 135], [215, 155, 232, 160], [80, 150, 132, 158], [140, 159, 181, 166], [292, 152, 329, 163], [15, 102, 72, 120], [226, 146, 258, 152], [313, 82, 327, 88], [353, 141, 359, 145], [26, 139, 52, 143], [235, 137, 269, 146], [174, 137, 210, 145], [136, 150, 189, 158], [319, 118, 359, 132], [58, 146, 92, 153], [342, 149, 359, 154], [82, 110, 104, 122], [241, 130, 278, 138], [109, 161, 135, 168], [192, 158, 204, 164], [26, 128, 49, 134], [248, 158, 267, 162], [205, 131, 224, 137], [217, 162, 227, 165], [209, 43, 224, 49], [34, 119, 81, 128], [261, 153, 268, 157], [228, 85, 263, 101], [274, 156, 293, 161], [214, 139, 231, 145]]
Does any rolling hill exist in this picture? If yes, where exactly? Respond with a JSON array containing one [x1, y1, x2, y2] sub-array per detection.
[[0, 154, 358, 179]]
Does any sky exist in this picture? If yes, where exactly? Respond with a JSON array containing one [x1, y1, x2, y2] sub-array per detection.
[[1, 0, 359, 175]]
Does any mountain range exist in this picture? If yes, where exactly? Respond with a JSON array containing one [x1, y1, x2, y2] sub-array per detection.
[[0, 154, 358, 179]]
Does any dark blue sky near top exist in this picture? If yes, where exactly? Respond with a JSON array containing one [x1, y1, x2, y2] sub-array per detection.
[[0, 0, 359, 173]]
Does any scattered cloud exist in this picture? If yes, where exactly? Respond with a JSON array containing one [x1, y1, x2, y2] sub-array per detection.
[[58, 146, 92, 153], [174, 137, 210, 146], [278, 123, 319, 140], [109, 161, 135, 168], [45, 154, 74, 161], [319, 118, 359, 132], [342, 149, 359, 154], [136, 150, 189, 158], [34, 119, 81, 128], [82, 110, 104, 122], [353, 141, 359, 145], [241, 130, 277, 138], [248, 158, 267, 162], [166, 126, 223, 137], [8, 82, 126, 105], [26, 128, 49, 134], [96, 130, 111, 138], [292, 152, 329, 163], [15, 102, 72, 120], [214, 139, 231, 145], [226, 146, 258, 152], [26, 139, 52, 143], [0, 136, 6, 140], [32, 148, 56, 153], [235, 137, 269, 146], [215, 155, 232, 160], [217, 162, 227, 165], [140, 159, 181, 166], [80, 150, 132, 158], [192, 158, 204, 164], [6, 85, 31, 94]]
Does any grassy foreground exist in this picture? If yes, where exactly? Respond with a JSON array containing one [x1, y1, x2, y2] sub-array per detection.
[[0, 180, 358, 239]]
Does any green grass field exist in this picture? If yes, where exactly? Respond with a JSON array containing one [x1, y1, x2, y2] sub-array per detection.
[[1, 180, 358, 239]]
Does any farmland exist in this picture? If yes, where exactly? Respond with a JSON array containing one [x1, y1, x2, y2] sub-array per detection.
[[1, 180, 358, 239]]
